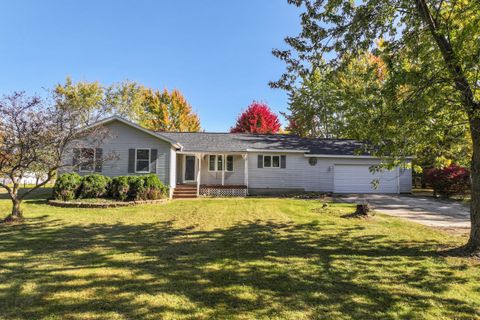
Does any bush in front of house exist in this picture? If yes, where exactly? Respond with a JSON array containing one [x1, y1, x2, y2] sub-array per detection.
[[143, 174, 168, 200], [52, 173, 83, 201], [109, 176, 130, 201], [78, 174, 111, 199], [127, 176, 146, 200], [53, 173, 168, 202], [424, 164, 470, 198], [110, 174, 168, 201]]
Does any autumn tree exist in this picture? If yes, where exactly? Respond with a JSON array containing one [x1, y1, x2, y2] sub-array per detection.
[[231, 102, 281, 134], [0, 92, 108, 222], [272, 0, 480, 254], [139, 88, 201, 132], [55, 78, 201, 131]]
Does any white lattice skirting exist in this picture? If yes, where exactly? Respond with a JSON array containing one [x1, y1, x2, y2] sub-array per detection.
[[200, 186, 247, 197]]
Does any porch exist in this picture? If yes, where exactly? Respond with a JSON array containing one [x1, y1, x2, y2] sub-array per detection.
[[173, 153, 249, 198]]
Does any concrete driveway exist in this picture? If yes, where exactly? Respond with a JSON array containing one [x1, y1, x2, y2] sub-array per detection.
[[334, 194, 470, 229]]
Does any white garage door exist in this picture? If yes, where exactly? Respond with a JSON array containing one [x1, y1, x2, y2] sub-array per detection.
[[334, 164, 398, 193]]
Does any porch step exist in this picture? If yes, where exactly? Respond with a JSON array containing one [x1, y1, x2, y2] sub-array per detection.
[[173, 184, 197, 199]]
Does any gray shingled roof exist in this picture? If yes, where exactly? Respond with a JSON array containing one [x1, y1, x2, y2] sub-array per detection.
[[157, 132, 370, 155]]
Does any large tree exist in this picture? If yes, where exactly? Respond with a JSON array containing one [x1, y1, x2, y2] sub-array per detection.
[[0, 92, 108, 222], [231, 102, 281, 134], [55, 78, 201, 132], [139, 88, 201, 132], [272, 0, 480, 254]]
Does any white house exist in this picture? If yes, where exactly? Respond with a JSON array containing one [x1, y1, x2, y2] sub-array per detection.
[[64, 116, 412, 198]]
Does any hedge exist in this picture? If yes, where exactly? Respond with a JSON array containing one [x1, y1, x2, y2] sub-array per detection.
[[53, 173, 168, 202]]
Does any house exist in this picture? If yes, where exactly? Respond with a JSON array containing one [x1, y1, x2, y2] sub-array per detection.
[[65, 116, 412, 198]]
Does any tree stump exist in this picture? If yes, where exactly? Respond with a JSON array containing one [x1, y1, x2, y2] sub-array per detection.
[[354, 204, 371, 216]]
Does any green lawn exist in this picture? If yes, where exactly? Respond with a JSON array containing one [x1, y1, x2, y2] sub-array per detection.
[[0, 191, 479, 319]]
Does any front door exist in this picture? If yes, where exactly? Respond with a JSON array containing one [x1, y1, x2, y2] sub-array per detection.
[[184, 156, 195, 181]]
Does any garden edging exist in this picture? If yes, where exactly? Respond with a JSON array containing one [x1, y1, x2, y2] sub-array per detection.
[[48, 199, 168, 208]]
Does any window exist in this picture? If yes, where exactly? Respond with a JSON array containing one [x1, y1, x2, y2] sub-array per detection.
[[209, 155, 216, 171], [263, 155, 280, 168], [208, 155, 234, 172], [226, 155, 234, 172], [79, 148, 95, 172], [136, 149, 150, 173]]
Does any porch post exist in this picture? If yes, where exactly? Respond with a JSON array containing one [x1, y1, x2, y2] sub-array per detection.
[[221, 154, 225, 186], [243, 153, 248, 190], [196, 153, 202, 197]]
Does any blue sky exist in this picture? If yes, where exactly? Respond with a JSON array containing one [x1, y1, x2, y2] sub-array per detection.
[[0, 1, 302, 131]]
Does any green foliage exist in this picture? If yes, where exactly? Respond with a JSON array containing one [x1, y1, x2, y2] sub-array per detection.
[[109, 175, 168, 201], [143, 174, 168, 200], [273, 0, 479, 170], [109, 176, 130, 201], [52, 173, 82, 201], [78, 174, 111, 199], [55, 78, 201, 131], [127, 176, 145, 200]]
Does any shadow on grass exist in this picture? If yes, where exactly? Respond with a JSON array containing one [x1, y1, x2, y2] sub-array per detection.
[[0, 215, 478, 319]]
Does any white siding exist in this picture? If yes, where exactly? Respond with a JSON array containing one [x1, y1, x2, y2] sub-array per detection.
[[200, 154, 245, 185], [248, 152, 307, 189], [63, 120, 172, 185], [248, 153, 412, 193]]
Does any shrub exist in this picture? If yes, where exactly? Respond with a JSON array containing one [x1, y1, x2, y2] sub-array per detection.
[[142, 174, 168, 200], [109, 176, 130, 201], [424, 164, 470, 198], [78, 174, 111, 199], [127, 176, 146, 200], [52, 173, 82, 201]]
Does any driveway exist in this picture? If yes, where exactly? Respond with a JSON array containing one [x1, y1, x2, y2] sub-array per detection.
[[334, 194, 470, 229]]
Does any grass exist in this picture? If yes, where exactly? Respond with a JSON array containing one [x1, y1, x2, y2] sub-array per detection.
[[0, 190, 479, 319]]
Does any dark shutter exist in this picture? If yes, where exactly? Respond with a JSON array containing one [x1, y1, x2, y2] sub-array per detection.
[[150, 149, 158, 173], [128, 149, 135, 173], [94, 148, 103, 172], [257, 155, 263, 168], [72, 148, 80, 171], [280, 155, 286, 169]]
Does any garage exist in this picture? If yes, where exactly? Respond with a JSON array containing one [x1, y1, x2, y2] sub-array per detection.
[[333, 164, 399, 193]]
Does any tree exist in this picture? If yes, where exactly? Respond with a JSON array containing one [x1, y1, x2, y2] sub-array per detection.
[[231, 102, 281, 134], [0, 92, 108, 222], [139, 88, 201, 132], [272, 0, 480, 254], [55, 78, 201, 132]]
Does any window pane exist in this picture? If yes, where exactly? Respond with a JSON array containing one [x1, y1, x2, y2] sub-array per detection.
[[264, 156, 271, 167], [136, 160, 150, 172], [80, 148, 94, 171], [226, 155, 233, 172], [137, 149, 150, 160], [217, 155, 223, 171], [272, 156, 280, 167], [209, 155, 216, 171]]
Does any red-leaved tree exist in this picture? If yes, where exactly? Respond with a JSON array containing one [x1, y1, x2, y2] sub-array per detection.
[[230, 102, 281, 134], [424, 165, 470, 198]]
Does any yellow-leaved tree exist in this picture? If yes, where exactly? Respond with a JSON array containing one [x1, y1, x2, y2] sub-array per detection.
[[139, 88, 201, 132]]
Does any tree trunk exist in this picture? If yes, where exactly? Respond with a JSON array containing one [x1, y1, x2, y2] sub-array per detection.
[[466, 117, 480, 255], [3, 197, 23, 223]]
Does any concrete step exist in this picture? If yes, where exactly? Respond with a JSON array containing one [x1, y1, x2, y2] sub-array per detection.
[[173, 194, 198, 199], [174, 191, 197, 195]]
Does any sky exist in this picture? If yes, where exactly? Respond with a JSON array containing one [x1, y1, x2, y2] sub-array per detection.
[[0, 1, 302, 131]]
